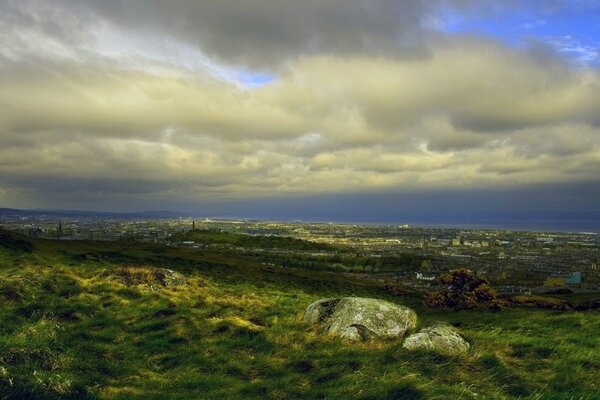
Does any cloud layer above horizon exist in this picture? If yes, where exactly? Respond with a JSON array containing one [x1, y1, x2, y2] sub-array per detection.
[[1, 0, 599, 213]]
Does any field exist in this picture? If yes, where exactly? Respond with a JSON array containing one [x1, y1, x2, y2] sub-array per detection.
[[0, 232, 599, 399]]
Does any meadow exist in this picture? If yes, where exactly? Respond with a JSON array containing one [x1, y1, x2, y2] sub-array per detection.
[[0, 232, 599, 399]]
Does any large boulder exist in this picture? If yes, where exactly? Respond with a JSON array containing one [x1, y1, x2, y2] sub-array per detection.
[[402, 323, 469, 355], [304, 297, 417, 341]]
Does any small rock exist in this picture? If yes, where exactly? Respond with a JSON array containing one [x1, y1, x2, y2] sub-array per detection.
[[158, 268, 187, 287], [304, 297, 417, 341], [402, 323, 470, 355]]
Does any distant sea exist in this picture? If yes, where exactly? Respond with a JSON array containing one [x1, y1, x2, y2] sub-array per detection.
[[3, 207, 599, 234], [221, 211, 600, 234]]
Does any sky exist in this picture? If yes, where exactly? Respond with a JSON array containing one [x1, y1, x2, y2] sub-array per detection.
[[1, 0, 600, 227]]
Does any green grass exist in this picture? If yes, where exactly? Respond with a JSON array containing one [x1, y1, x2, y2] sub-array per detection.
[[170, 229, 336, 252], [0, 232, 599, 399]]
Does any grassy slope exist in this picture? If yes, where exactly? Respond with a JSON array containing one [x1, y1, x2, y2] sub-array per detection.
[[0, 235, 599, 399], [169, 230, 336, 252]]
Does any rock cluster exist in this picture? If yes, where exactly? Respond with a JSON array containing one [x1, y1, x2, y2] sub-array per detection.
[[305, 297, 469, 355]]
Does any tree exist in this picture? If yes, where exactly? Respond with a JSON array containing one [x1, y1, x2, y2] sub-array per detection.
[[425, 268, 503, 310]]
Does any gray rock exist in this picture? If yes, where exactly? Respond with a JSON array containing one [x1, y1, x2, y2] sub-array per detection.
[[304, 297, 417, 341], [157, 268, 187, 287], [402, 323, 469, 355]]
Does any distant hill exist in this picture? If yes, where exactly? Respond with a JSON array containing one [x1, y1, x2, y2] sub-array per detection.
[[0, 208, 189, 219], [0, 208, 30, 216], [171, 229, 336, 251]]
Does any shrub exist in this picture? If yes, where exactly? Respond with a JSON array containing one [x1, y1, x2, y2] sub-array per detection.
[[425, 269, 503, 310], [0, 231, 33, 253], [576, 298, 600, 311], [510, 295, 573, 311], [105, 265, 187, 287]]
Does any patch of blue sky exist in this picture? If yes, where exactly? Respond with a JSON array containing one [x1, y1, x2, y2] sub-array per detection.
[[434, 1, 600, 66], [234, 69, 276, 88]]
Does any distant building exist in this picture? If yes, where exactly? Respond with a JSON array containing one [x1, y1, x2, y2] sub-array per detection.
[[544, 272, 581, 287], [537, 237, 554, 243], [564, 272, 581, 285], [416, 272, 436, 281]]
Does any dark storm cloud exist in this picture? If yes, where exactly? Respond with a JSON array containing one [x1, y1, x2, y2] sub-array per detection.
[[59, 0, 435, 68], [1, 0, 546, 67]]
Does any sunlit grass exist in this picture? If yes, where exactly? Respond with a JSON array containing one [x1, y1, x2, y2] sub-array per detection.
[[0, 235, 598, 399]]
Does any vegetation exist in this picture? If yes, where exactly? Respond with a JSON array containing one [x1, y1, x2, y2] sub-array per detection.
[[0, 231, 599, 399], [0, 231, 33, 254], [170, 230, 426, 274], [508, 294, 573, 311], [382, 280, 413, 296], [425, 269, 503, 311], [105, 264, 188, 288], [170, 229, 335, 252]]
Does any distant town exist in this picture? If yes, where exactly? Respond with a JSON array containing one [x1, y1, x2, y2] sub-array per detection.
[[1, 210, 598, 296]]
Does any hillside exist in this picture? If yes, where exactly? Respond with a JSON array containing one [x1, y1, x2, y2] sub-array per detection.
[[170, 229, 337, 252], [0, 232, 599, 399]]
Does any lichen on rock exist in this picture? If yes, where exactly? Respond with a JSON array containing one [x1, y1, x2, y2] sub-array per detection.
[[304, 297, 417, 341], [402, 323, 470, 355]]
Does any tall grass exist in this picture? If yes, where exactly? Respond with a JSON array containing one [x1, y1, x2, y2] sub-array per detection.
[[0, 235, 598, 399]]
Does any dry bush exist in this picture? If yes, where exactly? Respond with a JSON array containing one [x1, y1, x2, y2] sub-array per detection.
[[105, 265, 186, 287], [425, 269, 504, 310]]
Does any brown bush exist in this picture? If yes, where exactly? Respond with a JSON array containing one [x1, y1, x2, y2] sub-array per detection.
[[425, 269, 504, 310]]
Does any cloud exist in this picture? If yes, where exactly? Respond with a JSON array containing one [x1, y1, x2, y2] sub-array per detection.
[[61, 0, 438, 68], [0, 0, 599, 211]]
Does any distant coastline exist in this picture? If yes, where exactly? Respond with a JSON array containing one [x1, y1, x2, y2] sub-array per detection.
[[2, 207, 599, 234]]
